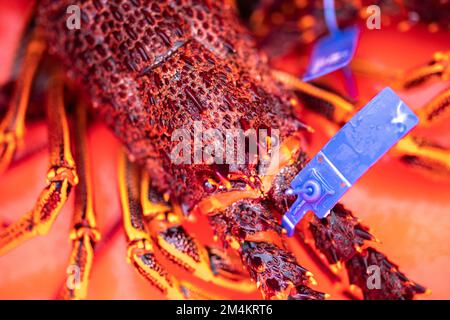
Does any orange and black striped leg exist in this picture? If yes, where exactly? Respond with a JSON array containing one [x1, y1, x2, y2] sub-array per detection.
[[0, 31, 46, 174], [140, 171, 255, 293], [0, 69, 78, 256], [391, 87, 450, 175], [271, 69, 355, 125], [396, 51, 449, 90], [351, 51, 449, 90], [392, 135, 450, 176], [350, 58, 402, 86], [387, 86, 450, 175], [118, 152, 222, 300], [59, 102, 99, 300], [416, 87, 450, 126]]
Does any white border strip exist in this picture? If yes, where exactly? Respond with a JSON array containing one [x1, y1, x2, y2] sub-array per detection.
[[320, 152, 352, 187]]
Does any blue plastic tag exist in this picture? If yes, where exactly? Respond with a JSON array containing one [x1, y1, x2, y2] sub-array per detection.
[[302, 0, 359, 93], [303, 26, 359, 82], [282, 88, 419, 236]]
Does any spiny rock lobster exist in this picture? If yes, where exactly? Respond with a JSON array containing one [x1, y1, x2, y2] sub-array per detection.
[[0, 0, 447, 300]]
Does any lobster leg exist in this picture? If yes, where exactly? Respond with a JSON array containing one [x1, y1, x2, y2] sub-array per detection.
[[118, 151, 223, 300], [392, 135, 450, 176], [59, 102, 100, 300], [140, 171, 256, 293], [273, 69, 450, 176], [271, 69, 355, 125], [352, 56, 450, 127], [205, 196, 325, 300], [0, 69, 78, 256], [399, 51, 449, 89], [351, 52, 450, 126], [0, 31, 45, 174], [416, 87, 450, 126], [352, 51, 449, 90], [0, 81, 14, 115]]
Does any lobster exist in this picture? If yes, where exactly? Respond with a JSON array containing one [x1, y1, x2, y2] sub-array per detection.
[[0, 0, 447, 300]]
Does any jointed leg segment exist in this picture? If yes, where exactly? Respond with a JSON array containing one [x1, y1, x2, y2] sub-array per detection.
[[59, 102, 99, 300], [0, 31, 46, 174], [140, 171, 255, 293], [120, 150, 260, 298], [0, 70, 77, 256], [119, 151, 182, 299]]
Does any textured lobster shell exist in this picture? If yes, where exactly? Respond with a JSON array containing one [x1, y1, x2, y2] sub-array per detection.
[[36, 0, 305, 209]]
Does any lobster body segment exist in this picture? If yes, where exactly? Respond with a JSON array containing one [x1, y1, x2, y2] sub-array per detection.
[[36, 0, 303, 208]]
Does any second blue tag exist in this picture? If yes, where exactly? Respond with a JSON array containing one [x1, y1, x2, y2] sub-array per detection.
[[303, 26, 359, 82]]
